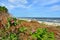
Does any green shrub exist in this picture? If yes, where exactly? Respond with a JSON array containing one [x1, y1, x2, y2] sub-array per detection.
[[10, 33, 18, 40], [19, 27, 27, 33], [0, 6, 8, 12], [7, 17, 17, 26], [30, 28, 55, 40], [1, 33, 18, 40]]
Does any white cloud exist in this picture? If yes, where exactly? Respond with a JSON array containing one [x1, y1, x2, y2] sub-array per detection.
[[7, 0, 29, 9], [0, 3, 7, 8], [0, 2, 15, 9], [8, 0, 15, 3], [9, 5, 15, 9], [50, 5, 60, 11], [8, 0, 28, 4], [37, 0, 60, 6], [0, 0, 37, 9], [0, 0, 28, 9], [7, 0, 37, 9], [0, 3, 5, 6], [1, 0, 60, 11], [35, 0, 60, 11]]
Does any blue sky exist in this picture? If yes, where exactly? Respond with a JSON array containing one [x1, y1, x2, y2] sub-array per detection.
[[0, 0, 60, 17]]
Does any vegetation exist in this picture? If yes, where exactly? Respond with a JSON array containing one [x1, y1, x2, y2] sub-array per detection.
[[5, 18, 18, 30], [0, 17, 55, 40], [19, 27, 27, 33], [30, 28, 55, 40], [1, 33, 18, 40], [0, 6, 8, 13], [0, 6, 57, 40], [56, 26, 60, 28], [7, 17, 17, 26]]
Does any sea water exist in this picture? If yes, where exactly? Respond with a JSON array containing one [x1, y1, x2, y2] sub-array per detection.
[[18, 17, 60, 23]]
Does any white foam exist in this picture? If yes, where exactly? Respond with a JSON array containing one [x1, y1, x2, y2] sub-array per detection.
[[19, 19, 60, 26]]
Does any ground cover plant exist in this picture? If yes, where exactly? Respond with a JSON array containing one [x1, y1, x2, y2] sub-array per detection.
[[0, 6, 59, 40], [0, 17, 55, 40], [30, 28, 55, 40]]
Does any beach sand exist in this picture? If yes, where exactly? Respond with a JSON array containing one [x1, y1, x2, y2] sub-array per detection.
[[19, 19, 60, 26], [38, 21, 60, 26]]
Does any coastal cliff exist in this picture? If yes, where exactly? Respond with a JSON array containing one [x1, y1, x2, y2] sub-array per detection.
[[0, 6, 60, 40]]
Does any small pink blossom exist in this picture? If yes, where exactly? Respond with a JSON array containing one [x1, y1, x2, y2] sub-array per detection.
[[32, 29, 36, 33]]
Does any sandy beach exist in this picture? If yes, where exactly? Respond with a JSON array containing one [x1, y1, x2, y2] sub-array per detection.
[[19, 18, 60, 26], [38, 21, 60, 26]]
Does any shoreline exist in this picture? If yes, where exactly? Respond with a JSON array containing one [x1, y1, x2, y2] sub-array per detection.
[[38, 21, 60, 26], [19, 19, 60, 26]]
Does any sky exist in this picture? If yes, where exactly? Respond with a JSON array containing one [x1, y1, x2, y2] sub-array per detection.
[[0, 0, 60, 17]]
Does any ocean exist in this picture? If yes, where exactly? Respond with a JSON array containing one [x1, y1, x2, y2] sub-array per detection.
[[18, 17, 60, 23]]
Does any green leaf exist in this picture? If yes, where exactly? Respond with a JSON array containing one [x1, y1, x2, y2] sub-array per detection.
[[31, 28, 55, 40], [19, 27, 27, 32], [10, 33, 18, 40]]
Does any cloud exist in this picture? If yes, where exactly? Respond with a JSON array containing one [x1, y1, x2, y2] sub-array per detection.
[[35, 0, 60, 11], [50, 5, 60, 11], [8, 0, 15, 3], [0, 0, 60, 12], [0, 2, 15, 9], [7, 0, 37, 9], [0, 2, 6, 6], [8, 0, 28, 4], [6, 0, 32, 9], [0, 0, 29, 9], [38, 0, 60, 6], [8, 5, 15, 9]]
